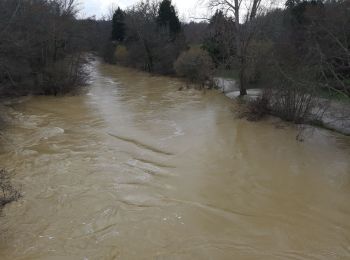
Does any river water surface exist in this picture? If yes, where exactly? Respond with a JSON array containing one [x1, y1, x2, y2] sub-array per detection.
[[0, 60, 350, 259]]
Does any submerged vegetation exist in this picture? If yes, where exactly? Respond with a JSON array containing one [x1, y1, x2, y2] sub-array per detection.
[[0, 169, 21, 213]]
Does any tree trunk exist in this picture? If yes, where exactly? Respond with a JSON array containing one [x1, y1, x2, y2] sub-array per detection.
[[239, 58, 247, 96], [237, 42, 247, 96], [233, 0, 247, 96], [143, 40, 153, 72]]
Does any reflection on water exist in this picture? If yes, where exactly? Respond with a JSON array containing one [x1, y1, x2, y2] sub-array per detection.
[[0, 60, 349, 259]]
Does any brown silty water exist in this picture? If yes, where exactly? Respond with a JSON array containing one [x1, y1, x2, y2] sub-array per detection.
[[0, 60, 349, 259]]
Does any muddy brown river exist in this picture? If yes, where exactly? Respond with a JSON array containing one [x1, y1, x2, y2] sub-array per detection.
[[0, 60, 350, 259]]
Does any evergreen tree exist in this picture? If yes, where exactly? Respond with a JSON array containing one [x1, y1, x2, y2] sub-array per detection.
[[202, 11, 235, 67], [111, 8, 126, 42], [157, 0, 181, 36]]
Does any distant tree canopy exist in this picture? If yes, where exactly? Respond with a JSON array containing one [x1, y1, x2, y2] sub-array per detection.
[[286, 0, 324, 27], [285, 0, 323, 9], [156, 0, 181, 36], [112, 7, 126, 42]]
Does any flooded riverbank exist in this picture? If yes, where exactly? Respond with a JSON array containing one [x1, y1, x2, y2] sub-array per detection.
[[0, 60, 349, 259]]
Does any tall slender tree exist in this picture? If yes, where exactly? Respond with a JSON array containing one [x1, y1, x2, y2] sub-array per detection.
[[157, 0, 181, 36], [111, 7, 126, 42]]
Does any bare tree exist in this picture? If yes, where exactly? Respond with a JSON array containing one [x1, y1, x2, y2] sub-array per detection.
[[316, 1, 350, 97], [207, 0, 272, 95], [125, 1, 160, 72], [0, 0, 88, 95], [121, 0, 186, 74]]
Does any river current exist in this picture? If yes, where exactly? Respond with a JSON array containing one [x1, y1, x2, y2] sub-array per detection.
[[0, 60, 349, 259]]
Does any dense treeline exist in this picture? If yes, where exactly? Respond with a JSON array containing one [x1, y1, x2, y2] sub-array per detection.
[[104, 0, 187, 75], [243, 0, 350, 122], [0, 0, 91, 95], [204, 0, 349, 99], [105, 0, 349, 102], [103, 0, 349, 123], [0, 0, 348, 110], [256, 0, 350, 96], [0, 0, 348, 116]]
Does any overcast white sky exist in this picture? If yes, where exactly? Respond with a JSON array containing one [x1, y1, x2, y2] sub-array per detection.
[[78, 0, 208, 21]]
